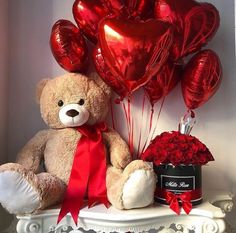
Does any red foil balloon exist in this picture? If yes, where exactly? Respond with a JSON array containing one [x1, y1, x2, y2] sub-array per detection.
[[98, 18, 173, 94], [73, 0, 113, 44], [93, 45, 128, 99], [103, 0, 155, 19], [124, 0, 155, 19], [154, 0, 220, 60], [73, 0, 155, 45], [144, 61, 182, 106], [182, 49, 222, 110], [50, 20, 88, 72]]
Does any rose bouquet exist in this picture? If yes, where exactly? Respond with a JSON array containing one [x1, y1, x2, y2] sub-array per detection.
[[142, 131, 214, 166], [141, 130, 214, 214]]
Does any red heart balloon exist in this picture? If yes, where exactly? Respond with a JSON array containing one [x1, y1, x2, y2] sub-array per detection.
[[73, 0, 155, 45], [73, 0, 113, 44], [144, 61, 182, 106], [155, 0, 220, 60], [98, 18, 173, 94], [50, 20, 88, 72], [93, 45, 128, 99], [182, 49, 222, 110], [101, 0, 155, 19]]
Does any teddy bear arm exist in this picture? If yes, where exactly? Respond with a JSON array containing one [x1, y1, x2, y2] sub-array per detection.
[[16, 129, 52, 173], [103, 130, 131, 169]]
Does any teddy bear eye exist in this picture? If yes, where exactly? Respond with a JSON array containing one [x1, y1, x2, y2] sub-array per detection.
[[78, 99, 85, 105], [58, 100, 64, 107]]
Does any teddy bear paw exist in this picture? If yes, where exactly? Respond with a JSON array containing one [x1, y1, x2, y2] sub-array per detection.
[[0, 170, 40, 214], [122, 169, 156, 209]]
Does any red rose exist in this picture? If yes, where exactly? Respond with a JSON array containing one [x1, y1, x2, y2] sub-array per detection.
[[141, 131, 214, 166]]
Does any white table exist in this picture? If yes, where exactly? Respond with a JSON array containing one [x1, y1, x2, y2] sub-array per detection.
[[16, 192, 233, 233]]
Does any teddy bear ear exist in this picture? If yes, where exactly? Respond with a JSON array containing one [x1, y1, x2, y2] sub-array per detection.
[[35, 79, 49, 104], [89, 73, 111, 98]]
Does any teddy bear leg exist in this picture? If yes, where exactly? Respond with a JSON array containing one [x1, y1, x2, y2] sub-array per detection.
[[107, 160, 156, 210], [0, 163, 66, 215], [36, 172, 66, 209], [106, 166, 124, 209], [0, 163, 41, 214]]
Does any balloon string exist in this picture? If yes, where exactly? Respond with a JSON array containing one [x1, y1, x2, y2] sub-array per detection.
[[130, 117, 134, 158], [122, 101, 130, 155], [127, 96, 134, 157], [141, 97, 165, 155], [140, 104, 154, 157], [150, 97, 165, 142], [110, 98, 116, 130], [137, 93, 146, 158], [140, 107, 153, 155], [149, 107, 154, 132], [123, 97, 134, 158], [184, 109, 195, 120]]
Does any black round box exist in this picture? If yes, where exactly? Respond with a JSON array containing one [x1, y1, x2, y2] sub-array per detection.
[[154, 164, 202, 205]]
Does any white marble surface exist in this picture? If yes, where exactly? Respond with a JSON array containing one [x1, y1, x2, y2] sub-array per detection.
[[15, 193, 234, 233]]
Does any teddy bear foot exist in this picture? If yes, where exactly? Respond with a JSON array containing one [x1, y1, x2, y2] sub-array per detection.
[[0, 168, 40, 215], [121, 160, 156, 209]]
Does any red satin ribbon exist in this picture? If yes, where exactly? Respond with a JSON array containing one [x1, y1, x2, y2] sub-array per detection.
[[156, 188, 202, 215], [57, 122, 109, 225], [166, 191, 192, 215]]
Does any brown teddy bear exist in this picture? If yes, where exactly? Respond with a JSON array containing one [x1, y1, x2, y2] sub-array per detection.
[[0, 73, 156, 217]]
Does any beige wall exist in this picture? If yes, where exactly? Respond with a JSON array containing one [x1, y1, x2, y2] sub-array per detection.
[[0, 0, 8, 164], [0, 1, 13, 231]]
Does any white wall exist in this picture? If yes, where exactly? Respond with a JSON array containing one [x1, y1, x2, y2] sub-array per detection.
[[4, 0, 236, 229], [0, 0, 9, 164], [0, 1, 15, 231]]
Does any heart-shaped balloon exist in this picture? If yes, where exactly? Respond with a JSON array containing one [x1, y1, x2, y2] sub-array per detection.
[[50, 20, 88, 72], [124, 0, 156, 19], [182, 49, 222, 110], [144, 61, 182, 106], [155, 0, 220, 60], [73, 0, 113, 44], [73, 0, 155, 44], [93, 45, 128, 99], [98, 18, 173, 94]]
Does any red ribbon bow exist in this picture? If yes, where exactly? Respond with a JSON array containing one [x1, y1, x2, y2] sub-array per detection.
[[57, 122, 109, 225], [166, 191, 193, 215]]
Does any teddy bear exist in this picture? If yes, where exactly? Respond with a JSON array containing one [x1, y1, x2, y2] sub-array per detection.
[[0, 72, 156, 217]]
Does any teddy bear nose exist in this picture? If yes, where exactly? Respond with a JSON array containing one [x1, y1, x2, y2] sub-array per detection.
[[66, 109, 79, 117]]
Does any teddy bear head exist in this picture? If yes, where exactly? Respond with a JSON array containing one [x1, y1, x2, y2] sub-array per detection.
[[36, 73, 111, 129]]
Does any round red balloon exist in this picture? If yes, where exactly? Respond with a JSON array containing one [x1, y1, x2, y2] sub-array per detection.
[[98, 18, 173, 94], [50, 20, 88, 72], [182, 49, 222, 110], [144, 61, 182, 106], [154, 0, 220, 60], [93, 45, 128, 99]]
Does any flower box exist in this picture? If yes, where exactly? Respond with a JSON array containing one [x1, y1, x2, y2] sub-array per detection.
[[141, 131, 214, 213], [154, 164, 202, 205]]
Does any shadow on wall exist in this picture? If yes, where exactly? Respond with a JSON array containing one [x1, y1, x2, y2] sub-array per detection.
[[0, 206, 15, 232]]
